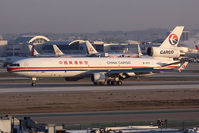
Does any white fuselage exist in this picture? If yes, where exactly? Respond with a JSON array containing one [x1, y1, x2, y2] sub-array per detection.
[[7, 57, 179, 78]]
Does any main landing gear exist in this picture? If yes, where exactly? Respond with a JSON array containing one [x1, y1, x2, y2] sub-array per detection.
[[107, 80, 122, 86], [31, 77, 37, 87], [93, 80, 123, 86]]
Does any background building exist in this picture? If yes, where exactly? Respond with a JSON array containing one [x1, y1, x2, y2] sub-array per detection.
[[4, 35, 50, 57], [42, 40, 88, 55], [0, 35, 8, 57], [93, 40, 140, 54]]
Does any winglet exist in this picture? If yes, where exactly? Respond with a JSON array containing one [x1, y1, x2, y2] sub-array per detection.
[[138, 44, 143, 57]]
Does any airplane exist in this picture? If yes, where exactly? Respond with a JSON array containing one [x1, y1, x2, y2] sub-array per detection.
[[3, 44, 53, 67], [28, 45, 40, 56], [196, 45, 199, 50], [53, 45, 64, 56], [7, 26, 188, 86], [84, 40, 99, 55], [3, 40, 111, 67], [28, 44, 62, 57]]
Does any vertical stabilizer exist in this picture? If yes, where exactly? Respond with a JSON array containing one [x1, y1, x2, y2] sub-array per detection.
[[160, 26, 184, 48], [195, 45, 199, 50], [53, 45, 64, 56], [85, 41, 98, 55], [137, 44, 143, 57], [28, 45, 39, 56]]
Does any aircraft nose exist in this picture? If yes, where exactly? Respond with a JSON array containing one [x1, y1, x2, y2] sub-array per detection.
[[7, 66, 12, 72], [7, 63, 20, 72]]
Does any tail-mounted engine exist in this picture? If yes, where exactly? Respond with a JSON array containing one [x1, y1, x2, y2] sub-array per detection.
[[147, 47, 181, 58]]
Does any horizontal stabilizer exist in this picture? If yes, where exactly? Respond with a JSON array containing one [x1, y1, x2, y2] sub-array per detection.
[[177, 62, 189, 72]]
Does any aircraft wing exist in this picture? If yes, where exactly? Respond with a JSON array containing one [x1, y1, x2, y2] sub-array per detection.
[[161, 61, 181, 67], [106, 68, 174, 74], [86, 67, 174, 75], [84, 61, 186, 75]]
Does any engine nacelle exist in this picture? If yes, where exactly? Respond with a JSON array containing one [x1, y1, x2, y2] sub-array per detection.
[[147, 47, 181, 58], [91, 72, 106, 83], [175, 47, 189, 53], [174, 46, 198, 53], [126, 72, 136, 77]]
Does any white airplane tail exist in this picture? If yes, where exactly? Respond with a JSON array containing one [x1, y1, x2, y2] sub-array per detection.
[[85, 41, 98, 55], [28, 45, 39, 56], [137, 44, 143, 57], [53, 45, 64, 56], [160, 26, 184, 48]]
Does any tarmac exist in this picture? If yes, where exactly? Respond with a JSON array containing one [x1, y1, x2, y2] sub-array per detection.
[[0, 63, 199, 125], [0, 80, 199, 93]]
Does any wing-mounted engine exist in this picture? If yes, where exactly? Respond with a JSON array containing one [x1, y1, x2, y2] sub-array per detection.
[[147, 47, 181, 58], [91, 72, 106, 85]]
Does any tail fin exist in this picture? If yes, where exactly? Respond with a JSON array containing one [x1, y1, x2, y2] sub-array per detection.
[[28, 45, 39, 56], [137, 44, 143, 57], [160, 26, 184, 48], [52, 45, 64, 56], [85, 41, 98, 55], [195, 45, 199, 50]]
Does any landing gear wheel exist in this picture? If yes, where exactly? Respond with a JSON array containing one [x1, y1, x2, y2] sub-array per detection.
[[94, 82, 98, 85], [117, 81, 122, 86], [107, 80, 111, 85], [111, 81, 117, 86], [31, 77, 37, 87], [100, 82, 105, 85], [32, 82, 36, 87], [94, 81, 105, 85]]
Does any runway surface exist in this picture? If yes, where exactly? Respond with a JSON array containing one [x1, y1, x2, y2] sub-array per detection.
[[14, 109, 199, 124], [0, 80, 199, 93], [0, 67, 199, 125]]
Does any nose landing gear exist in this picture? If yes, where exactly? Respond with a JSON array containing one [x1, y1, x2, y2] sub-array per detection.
[[31, 77, 37, 87]]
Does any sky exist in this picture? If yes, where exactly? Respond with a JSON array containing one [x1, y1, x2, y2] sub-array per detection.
[[0, 0, 199, 33]]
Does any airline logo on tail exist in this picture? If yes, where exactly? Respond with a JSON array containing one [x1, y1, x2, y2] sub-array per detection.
[[195, 45, 199, 50], [169, 34, 178, 45], [53, 45, 64, 56], [160, 26, 184, 48], [89, 47, 94, 53], [28, 45, 39, 56]]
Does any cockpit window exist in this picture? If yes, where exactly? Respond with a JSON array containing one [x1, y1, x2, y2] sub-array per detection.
[[10, 63, 20, 67]]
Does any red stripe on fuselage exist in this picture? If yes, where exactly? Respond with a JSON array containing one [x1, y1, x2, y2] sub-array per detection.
[[7, 65, 179, 72], [7, 66, 150, 71]]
